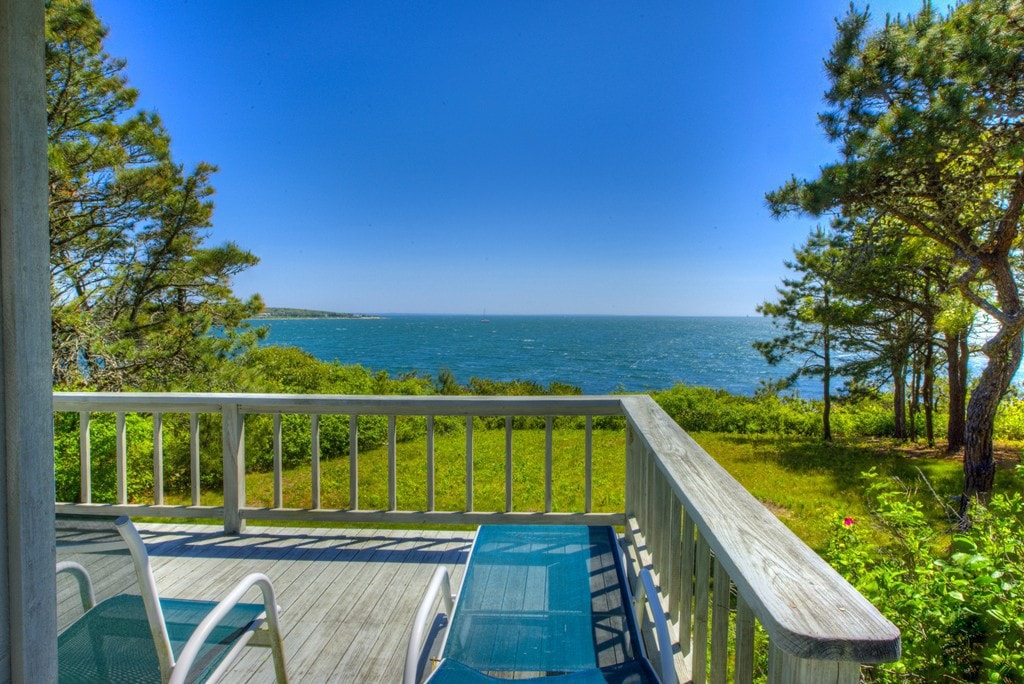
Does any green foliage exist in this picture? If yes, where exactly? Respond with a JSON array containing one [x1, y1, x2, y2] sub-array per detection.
[[769, 0, 1024, 500], [54, 342, 1022, 501], [652, 383, 919, 439], [235, 426, 627, 514], [825, 469, 1024, 682], [54, 411, 154, 503], [995, 393, 1024, 441], [238, 347, 435, 473], [47, 0, 263, 391]]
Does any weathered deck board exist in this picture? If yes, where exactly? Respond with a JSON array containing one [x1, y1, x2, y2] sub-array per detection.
[[58, 522, 475, 684]]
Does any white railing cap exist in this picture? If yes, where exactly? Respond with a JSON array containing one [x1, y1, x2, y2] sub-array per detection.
[[53, 392, 624, 417]]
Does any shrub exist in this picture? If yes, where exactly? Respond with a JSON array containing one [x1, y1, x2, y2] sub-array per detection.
[[55, 412, 155, 503], [652, 384, 821, 435], [825, 468, 1024, 682], [995, 394, 1024, 441], [651, 383, 951, 440]]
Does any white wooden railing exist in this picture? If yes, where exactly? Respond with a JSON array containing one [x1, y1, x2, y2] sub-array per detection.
[[53, 392, 900, 682]]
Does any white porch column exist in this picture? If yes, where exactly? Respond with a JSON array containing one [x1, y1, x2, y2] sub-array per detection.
[[0, 0, 57, 680]]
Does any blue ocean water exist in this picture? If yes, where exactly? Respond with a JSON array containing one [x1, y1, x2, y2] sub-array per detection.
[[253, 315, 821, 398]]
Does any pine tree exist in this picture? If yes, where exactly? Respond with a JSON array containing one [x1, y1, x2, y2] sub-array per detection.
[[46, 0, 263, 390], [768, 0, 1024, 514], [756, 228, 859, 442]]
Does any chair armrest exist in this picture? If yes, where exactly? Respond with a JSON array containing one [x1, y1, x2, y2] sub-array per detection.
[[56, 560, 95, 613], [404, 566, 454, 684], [634, 567, 675, 684], [170, 572, 287, 684]]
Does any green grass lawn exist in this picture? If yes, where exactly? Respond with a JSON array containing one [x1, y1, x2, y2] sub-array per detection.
[[693, 433, 993, 549], [241, 427, 627, 514], [167, 428, 1021, 551]]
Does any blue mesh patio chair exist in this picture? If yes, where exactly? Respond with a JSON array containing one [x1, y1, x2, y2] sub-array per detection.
[[405, 525, 674, 683], [56, 516, 288, 684]]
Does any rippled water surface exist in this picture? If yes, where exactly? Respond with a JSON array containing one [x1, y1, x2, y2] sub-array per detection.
[[254, 315, 822, 397]]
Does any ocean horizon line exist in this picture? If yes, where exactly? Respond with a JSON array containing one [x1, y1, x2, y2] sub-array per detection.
[[255, 311, 763, 319]]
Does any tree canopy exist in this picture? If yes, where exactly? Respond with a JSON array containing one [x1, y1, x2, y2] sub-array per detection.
[[766, 0, 1024, 512], [46, 0, 263, 390]]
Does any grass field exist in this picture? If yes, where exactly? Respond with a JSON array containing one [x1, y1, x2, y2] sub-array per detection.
[[694, 433, 1006, 548], [168, 427, 1021, 551]]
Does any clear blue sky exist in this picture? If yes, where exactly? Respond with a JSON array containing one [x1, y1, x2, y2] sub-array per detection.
[[92, 0, 922, 316]]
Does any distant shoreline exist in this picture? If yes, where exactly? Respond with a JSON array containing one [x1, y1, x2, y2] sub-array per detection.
[[254, 316, 384, 320], [254, 307, 383, 320]]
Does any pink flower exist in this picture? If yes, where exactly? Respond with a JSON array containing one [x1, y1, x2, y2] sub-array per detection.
[[843, 517, 854, 527]]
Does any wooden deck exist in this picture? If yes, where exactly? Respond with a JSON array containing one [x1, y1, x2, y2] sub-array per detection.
[[58, 522, 476, 683]]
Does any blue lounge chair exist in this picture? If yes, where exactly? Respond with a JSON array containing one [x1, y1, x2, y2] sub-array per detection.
[[405, 525, 673, 683], [56, 517, 288, 684]]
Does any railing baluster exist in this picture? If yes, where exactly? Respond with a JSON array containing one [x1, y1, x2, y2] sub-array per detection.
[[505, 416, 513, 513], [426, 415, 435, 511], [190, 412, 200, 506], [625, 425, 635, 512], [273, 414, 282, 508], [679, 512, 696, 655], [465, 416, 474, 512], [221, 402, 245, 534], [655, 473, 671, 571], [349, 414, 359, 510], [639, 450, 650, 543], [153, 412, 163, 506], [712, 557, 731, 682], [667, 496, 682, 626], [79, 411, 91, 504], [625, 423, 644, 522], [734, 593, 755, 684], [643, 450, 656, 550], [648, 463, 661, 569], [388, 415, 397, 511], [693, 534, 712, 684], [585, 416, 593, 514], [116, 412, 127, 505], [311, 413, 321, 509], [544, 416, 553, 513]]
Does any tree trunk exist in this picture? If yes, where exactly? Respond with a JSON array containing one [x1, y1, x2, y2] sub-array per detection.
[[960, 241, 1024, 521], [946, 330, 967, 453], [960, 322, 1023, 520], [908, 366, 920, 442], [924, 341, 935, 447], [892, 361, 907, 440], [822, 324, 833, 443]]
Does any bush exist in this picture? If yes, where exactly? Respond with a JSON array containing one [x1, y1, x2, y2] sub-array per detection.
[[825, 468, 1024, 682], [652, 384, 821, 435], [651, 383, 949, 440], [55, 412, 155, 503], [995, 394, 1024, 440]]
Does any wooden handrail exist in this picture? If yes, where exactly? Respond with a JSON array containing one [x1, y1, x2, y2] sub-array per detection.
[[53, 391, 900, 682], [53, 392, 624, 416], [620, 395, 900, 681]]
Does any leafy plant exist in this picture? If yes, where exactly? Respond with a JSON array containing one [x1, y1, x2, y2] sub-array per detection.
[[54, 411, 155, 503], [825, 468, 1024, 682]]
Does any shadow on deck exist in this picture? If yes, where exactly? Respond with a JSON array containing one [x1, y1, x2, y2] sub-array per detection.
[[58, 522, 475, 683]]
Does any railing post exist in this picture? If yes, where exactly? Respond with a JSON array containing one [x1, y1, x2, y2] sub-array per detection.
[[349, 414, 359, 510], [153, 412, 163, 506], [115, 412, 127, 504], [190, 412, 200, 506], [625, 424, 640, 518], [272, 413, 282, 508], [465, 416, 474, 512], [79, 411, 91, 504], [768, 644, 861, 684], [221, 403, 245, 534]]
